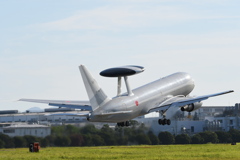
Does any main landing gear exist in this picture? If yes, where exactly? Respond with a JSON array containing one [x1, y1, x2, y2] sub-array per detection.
[[158, 118, 171, 125], [117, 121, 130, 127], [158, 110, 171, 125]]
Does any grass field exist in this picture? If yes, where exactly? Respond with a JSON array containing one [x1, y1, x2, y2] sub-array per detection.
[[0, 144, 239, 160]]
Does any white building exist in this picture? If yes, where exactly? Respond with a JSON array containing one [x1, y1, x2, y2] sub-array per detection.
[[0, 112, 87, 124], [0, 123, 51, 137]]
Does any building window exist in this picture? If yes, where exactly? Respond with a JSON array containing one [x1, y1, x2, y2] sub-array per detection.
[[3, 129, 15, 133], [191, 126, 194, 133], [230, 120, 233, 125], [216, 109, 223, 112], [203, 109, 210, 112]]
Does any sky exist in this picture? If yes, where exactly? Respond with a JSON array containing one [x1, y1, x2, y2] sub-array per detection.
[[0, 0, 239, 112]]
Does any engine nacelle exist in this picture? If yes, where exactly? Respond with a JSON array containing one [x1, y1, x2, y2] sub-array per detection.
[[181, 102, 203, 112]]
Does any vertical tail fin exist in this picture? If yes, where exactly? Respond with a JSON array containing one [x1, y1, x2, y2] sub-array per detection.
[[79, 65, 110, 110]]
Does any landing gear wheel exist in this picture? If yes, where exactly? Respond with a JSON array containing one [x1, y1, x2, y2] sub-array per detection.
[[158, 119, 171, 125], [163, 119, 167, 125], [167, 119, 171, 125], [158, 119, 163, 125], [117, 121, 130, 127]]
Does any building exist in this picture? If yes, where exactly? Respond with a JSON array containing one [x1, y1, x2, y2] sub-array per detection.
[[0, 110, 87, 125], [0, 123, 51, 137], [0, 104, 240, 136], [137, 103, 240, 135]]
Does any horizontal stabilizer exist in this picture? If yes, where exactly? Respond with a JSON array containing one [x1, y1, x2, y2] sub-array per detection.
[[95, 110, 133, 116], [45, 112, 89, 117], [19, 98, 92, 111]]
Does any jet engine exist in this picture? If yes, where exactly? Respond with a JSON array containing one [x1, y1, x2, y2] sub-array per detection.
[[180, 102, 203, 112]]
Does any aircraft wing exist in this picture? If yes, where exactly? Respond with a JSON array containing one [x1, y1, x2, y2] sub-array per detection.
[[148, 90, 234, 113], [19, 98, 92, 111]]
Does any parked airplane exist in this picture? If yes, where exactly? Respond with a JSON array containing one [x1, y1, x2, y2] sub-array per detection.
[[20, 65, 233, 126]]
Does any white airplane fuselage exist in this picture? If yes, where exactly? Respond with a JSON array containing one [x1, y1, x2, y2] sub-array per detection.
[[89, 72, 195, 122]]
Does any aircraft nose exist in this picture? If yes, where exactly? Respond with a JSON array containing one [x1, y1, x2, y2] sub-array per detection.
[[190, 78, 195, 89]]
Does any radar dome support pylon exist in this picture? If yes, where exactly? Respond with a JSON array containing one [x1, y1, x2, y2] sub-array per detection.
[[100, 65, 145, 97], [117, 76, 122, 96]]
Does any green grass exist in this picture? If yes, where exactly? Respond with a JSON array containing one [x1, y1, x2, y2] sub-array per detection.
[[0, 144, 240, 160]]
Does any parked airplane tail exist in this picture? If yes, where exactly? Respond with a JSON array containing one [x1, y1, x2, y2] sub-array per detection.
[[79, 65, 110, 110]]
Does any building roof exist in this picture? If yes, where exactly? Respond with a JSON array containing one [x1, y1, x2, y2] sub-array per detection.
[[2, 124, 50, 129]]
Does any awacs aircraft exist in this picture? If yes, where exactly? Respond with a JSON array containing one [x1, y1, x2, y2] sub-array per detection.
[[20, 65, 233, 126]]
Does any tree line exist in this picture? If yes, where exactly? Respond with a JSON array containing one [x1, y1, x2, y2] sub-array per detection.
[[0, 122, 240, 148]]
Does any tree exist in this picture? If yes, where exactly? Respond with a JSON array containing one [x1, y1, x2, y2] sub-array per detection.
[[70, 134, 84, 146], [54, 135, 71, 146], [129, 120, 139, 129], [14, 136, 27, 148], [51, 126, 65, 136], [136, 123, 147, 134], [45, 135, 56, 146], [175, 134, 191, 144], [91, 135, 105, 146], [0, 139, 5, 148], [158, 131, 175, 145], [80, 124, 99, 134], [101, 124, 114, 133], [199, 131, 218, 143], [135, 133, 151, 145], [65, 125, 79, 135], [23, 135, 39, 145], [100, 124, 117, 145], [228, 129, 240, 142], [148, 131, 159, 145], [191, 134, 204, 144], [215, 131, 232, 143], [40, 137, 50, 147], [116, 135, 128, 145], [82, 134, 93, 146], [0, 133, 14, 148]]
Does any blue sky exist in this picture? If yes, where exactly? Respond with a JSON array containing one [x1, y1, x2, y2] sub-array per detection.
[[0, 0, 239, 111]]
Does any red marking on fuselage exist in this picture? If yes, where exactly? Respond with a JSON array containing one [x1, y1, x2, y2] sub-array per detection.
[[135, 101, 139, 106]]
